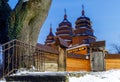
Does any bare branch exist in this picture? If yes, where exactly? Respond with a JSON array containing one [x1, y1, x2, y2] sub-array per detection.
[[111, 44, 120, 54]]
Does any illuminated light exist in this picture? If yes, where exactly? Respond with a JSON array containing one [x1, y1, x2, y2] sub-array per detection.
[[86, 55, 89, 59], [67, 46, 88, 54], [82, 48, 84, 49], [79, 48, 81, 50]]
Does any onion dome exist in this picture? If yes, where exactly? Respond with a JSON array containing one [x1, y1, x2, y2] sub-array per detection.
[[75, 5, 92, 29], [45, 24, 55, 46], [73, 5, 96, 44], [56, 9, 73, 45], [59, 10, 72, 27]]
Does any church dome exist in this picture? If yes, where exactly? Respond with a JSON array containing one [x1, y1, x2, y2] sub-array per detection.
[[56, 10, 73, 45], [75, 5, 92, 29], [59, 14, 72, 27], [73, 5, 96, 45], [56, 10, 72, 35], [77, 16, 90, 21], [45, 25, 55, 46]]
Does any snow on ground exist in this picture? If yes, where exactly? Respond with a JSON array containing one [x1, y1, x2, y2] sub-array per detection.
[[11, 68, 67, 76], [1, 69, 120, 82], [0, 80, 5, 82], [69, 69, 120, 82]]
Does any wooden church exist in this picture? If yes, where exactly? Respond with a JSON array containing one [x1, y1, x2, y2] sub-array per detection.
[[37, 6, 120, 72]]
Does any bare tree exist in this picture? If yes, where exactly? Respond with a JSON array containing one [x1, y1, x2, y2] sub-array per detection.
[[111, 44, 120, 54]]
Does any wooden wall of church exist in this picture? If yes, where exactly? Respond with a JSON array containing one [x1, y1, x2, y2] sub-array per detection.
[[66, 58, 90, 71]]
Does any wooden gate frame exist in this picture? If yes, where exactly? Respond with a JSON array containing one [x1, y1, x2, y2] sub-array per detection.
[[90, 41, 106, 71]]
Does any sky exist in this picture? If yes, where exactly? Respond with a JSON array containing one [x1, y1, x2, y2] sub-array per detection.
[[8, 0, 120, 53]]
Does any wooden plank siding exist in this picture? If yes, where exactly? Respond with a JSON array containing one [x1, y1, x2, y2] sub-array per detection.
[[105, 54, 120, 70], [34, 52, 58, 71], [66, 58, 90, 71], [105, 59, 120, 70], [44, 53, 58, 71]]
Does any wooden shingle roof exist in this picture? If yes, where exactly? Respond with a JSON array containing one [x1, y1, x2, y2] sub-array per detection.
[[36, 43, 58, 54]]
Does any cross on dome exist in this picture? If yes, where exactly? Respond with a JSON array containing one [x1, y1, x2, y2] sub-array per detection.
[[82, 4, 85, 16]]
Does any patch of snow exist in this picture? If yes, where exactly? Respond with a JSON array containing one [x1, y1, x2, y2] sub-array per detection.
[[69, 69, 120, 82], [11, 68, 67, 76], [0, 80, 5, 82], [1, 69, 120, 82], [67, 44, 89, 50], [13, 71, 67, 76], [0, 78, 6, 82]]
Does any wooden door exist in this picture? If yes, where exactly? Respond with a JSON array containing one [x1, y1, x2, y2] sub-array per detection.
[[91, 52, 105, 71]]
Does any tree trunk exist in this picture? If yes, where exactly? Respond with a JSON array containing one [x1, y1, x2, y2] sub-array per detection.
[[0, 0, 52, 75], [8, 0, 52, 46]]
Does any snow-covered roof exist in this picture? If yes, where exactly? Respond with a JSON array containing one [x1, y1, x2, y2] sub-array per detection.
[[67, 44, 89, 50]]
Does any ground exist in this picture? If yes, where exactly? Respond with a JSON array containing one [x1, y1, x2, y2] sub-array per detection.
[[1, 69, 120, 82], [69, 70, 120, 82]]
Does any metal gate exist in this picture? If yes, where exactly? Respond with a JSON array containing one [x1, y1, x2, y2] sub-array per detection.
[[0, 39, 45, 78]]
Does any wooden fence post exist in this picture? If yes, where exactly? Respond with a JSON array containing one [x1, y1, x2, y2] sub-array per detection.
[[54, 37, 68, 71], [58, 46, 66, 71]]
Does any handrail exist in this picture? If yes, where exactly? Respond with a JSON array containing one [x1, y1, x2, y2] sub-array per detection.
[[1, 39, 17, 46], [0, 69, 17, 80], [1, 39, 56, 54], [0, 39, 57, 80]]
